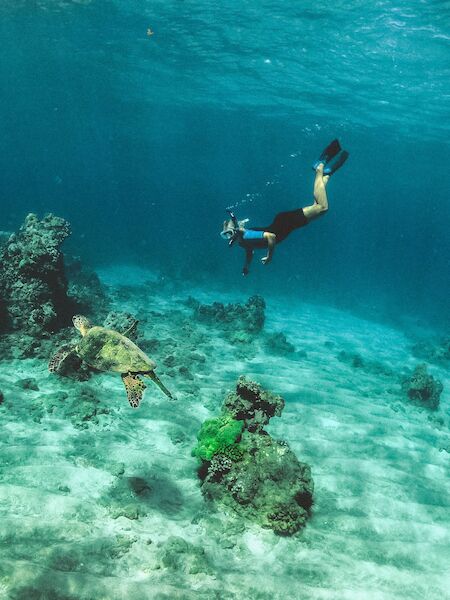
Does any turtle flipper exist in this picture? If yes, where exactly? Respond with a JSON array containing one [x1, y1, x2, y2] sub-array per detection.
[[48, 345, 75, 373], [144, 371, 174, 400], [121, 373, 146, 408]]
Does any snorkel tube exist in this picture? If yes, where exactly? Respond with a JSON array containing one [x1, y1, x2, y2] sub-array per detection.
[[225, 210, 239, 246], [227, 209, 239, 229], [219, 210, 240, 246]]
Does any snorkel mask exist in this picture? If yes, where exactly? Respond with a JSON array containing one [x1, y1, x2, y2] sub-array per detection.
[[220, 210, 239, 246]]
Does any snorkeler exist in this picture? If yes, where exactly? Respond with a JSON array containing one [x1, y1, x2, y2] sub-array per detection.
[[220, 139, 349, 276]]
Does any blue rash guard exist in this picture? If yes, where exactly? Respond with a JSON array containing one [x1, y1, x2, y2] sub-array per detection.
[[242, 229, 265, 240], [240, 228, 268, 250]]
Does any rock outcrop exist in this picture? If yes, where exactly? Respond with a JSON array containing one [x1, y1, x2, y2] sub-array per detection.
[[0, 213, 72, 334], [188, 295, 265, 343], [401, 363, 443, 410], [193, 376, 314, 535], [0, 214, 109, 361]]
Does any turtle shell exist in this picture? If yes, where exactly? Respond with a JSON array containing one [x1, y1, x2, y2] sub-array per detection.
[[78, 326, 156, 373]]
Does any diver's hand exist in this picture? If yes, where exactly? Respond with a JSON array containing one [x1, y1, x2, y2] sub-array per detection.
[[242, 266, 249, 276], [261, 256, 271, 265]]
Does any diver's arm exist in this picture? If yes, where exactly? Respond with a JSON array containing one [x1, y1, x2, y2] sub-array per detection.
[[261, 232, 276, 265], [242, 247, 254, 276]]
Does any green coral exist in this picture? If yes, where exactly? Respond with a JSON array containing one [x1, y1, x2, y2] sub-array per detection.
[[192, 413, 244, 461]]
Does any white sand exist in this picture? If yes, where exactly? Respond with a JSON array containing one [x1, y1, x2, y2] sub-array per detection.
[[0, 266, 448, 600]]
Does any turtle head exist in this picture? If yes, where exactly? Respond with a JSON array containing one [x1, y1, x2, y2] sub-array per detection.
[[72, 315, 91, 337]]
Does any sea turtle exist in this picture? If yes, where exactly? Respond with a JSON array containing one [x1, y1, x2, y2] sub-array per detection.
[[49, 315, 174, 408]]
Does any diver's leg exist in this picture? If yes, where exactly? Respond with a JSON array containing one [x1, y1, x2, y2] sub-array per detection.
[[303, 164, 329, 221], [314, 164, 330, 210]]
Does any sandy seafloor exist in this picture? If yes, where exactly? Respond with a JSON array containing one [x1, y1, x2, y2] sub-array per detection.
[[0, 266, 449, 600]]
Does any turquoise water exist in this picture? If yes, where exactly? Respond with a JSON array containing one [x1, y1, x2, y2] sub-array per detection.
[[1, 0, 449, 323], [0, 2, 449, 599]]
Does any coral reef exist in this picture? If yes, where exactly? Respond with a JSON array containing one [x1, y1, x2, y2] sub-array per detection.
[[188, 295, 265, 342], [401, 364, 443, 410], [337, 349, 394, 377], [223, 375, 285, 433], [0, 214, 109, 363], [263, 331, 295, 355], [0, 230, 12, 249], [411, 336, 450, 366], [193, 376, 313, 535], [65, 256, 109, 321], [155, 536, 212, 575], [28, 384, 110, 429], [0, 327, 59, 360], [103, 310, 139, 340], [0, 213, 72, 334], [48, 344, 90, 381]]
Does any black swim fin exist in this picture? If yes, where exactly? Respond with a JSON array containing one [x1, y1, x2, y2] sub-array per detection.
[[323, 150, 349, 175], [312, 139, 341, 170]]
